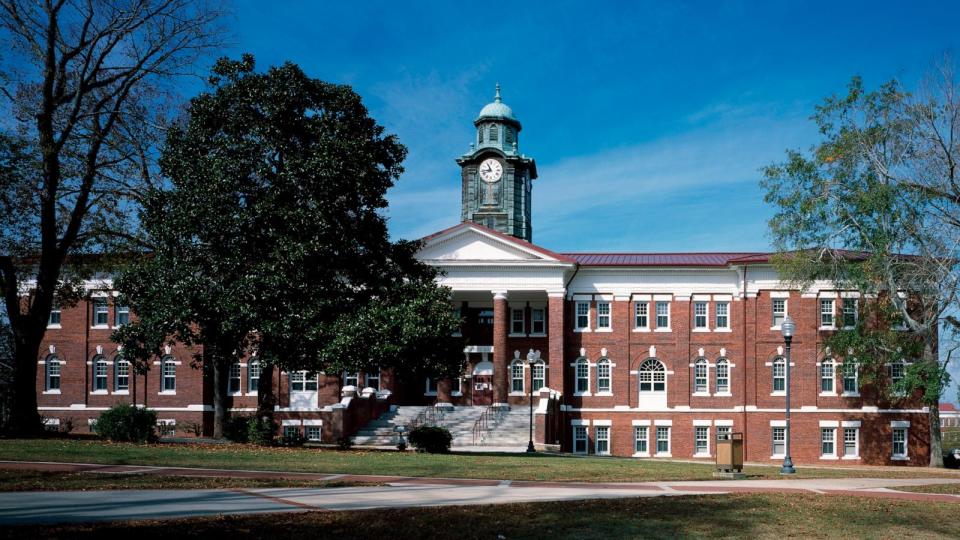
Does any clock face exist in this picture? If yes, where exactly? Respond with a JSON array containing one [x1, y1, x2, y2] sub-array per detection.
[[478, 158, 503, 183]]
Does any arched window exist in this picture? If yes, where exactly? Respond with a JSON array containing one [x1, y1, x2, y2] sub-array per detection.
[[92, 356, 108, 391], [45, 356, 61, 391], [596, 358, 611, 393], [638, 359, 666, 392], [228, 362, 241, 393], [842, 361, 858, 394], [820, 359, 835, 393], [477, 126, 484, 144], [772, 356, 786, 392], [532, 360, 545, 392], [489, 124, 498, 142], [505, 127, 513, 144], [114, 358, 130, 391], [716, 358, 729, 394], [575, 358, 589, 393], [161, 356, 177, 392], [511, 360, 524, 393], [248, 360, 261, 393], [693, 358, 708, 393]]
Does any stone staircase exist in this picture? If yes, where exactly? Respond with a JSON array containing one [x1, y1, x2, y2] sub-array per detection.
[[351, 405, 533, 448]]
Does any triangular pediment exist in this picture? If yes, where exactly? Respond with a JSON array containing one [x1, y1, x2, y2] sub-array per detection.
[[417, 223, 569, 263]]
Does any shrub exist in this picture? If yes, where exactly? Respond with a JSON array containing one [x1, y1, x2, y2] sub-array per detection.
[[247, 416, 275, 446], [182, 421, 204, 437], [276, 432, 306, 447], [408, 425, 452, 454], [95, 403, 157, 443], [337, 436, 353, 450], [223, 415, 250, 442]]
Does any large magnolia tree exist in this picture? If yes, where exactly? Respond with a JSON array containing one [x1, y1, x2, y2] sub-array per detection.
[[762, 66, 960, 467], [0, 0, 224, 436], [113, 56, 464, 438]]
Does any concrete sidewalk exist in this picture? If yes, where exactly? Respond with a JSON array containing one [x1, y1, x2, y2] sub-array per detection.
[[1, 460, 959, 525]]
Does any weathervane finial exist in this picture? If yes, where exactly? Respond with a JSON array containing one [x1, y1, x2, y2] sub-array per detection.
[[494, 82, 501, 102]]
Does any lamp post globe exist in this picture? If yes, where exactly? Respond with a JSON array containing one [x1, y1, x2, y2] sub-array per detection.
[[526, 349, 538, 453], [780, 315, 796, 474]]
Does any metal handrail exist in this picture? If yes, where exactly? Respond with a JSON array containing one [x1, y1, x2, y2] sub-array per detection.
[[410, 405, 445, 431], [471, 406, 505, 445]]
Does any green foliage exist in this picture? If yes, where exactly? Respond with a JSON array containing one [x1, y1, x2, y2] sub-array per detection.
[[223, 415, 251, 443], [247, 417, 276, 446], [337, 436, 354, 450], [408, 426, 452, 454], [94, 404, 158, 443]]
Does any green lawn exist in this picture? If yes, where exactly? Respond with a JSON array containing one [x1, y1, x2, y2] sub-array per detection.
[[1, 439, 958, 483], [895, 482, 960, 495], [6, 493, 959, 539], [0, 469, 371, 492]]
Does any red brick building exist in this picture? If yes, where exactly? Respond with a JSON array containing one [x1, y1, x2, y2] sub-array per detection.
[[34, 86, 932, 465]]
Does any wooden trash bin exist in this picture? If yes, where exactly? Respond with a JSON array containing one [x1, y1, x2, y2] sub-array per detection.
[[716, 432, 743, 473]]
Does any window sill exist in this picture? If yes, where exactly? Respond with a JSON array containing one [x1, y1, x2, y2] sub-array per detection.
[[841, 392, 860, 398], [508, 333, 527, 338], [714, 392, 732, 397], [46, 324, 62, 330], [714, 327, 732, 333], [91, 325, 110, 330], [693, 452, 711, 458], [423, 392, 438, 397], [451, 332, 462, 337], [770, 326, 782, 331], [771, 454, 785, 459], [819, 392, 837, 397], [632, 452, 651, 458], [528, 333, 547, 338], [655, 452, 672, 458], [451, 391, 463, 397], [891, 455, 910, 461], [692, 392, 711, 397], [819, 326, 836, 331], [654, 328, 672, 333], [632, 328, 651, 333], [42, 390, 61, 395], [841, 455, 861, 460], [770, 392, 786, 397], [842, 326, 856, 330], [573, 328, 591, 333], [90, 390, 108, 395], [594, 328, 613, 333], [595, 391, 613, 397], [692, 328, 710, 333], [508, 392, 526, 397], [573, 392, 592, 397], [573, 451, 588, 455], [113, 390, 129, 395], [229, 392, 243, 397], [247, 391, 258, 397], [819, 455, 839, 460], [595, 452, 611, 456], [158, 391, 177, 395]]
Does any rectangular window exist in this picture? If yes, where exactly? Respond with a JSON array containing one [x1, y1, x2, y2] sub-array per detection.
[[820, 299, 835, 327], [425, 377, 438, 394], [716, 425, 732, 440], [574, 425, 588, 454], [772, 427, 786, 456], [306, 426, 321, 442], [843, 428, 858, 457], [656, 426, 670, 455], [531, 308, 545, 334], [821, 428, 836, 457], [575, 302, 590, 330], [283, 425, 300, 439], [248, 362, 261, 393], [820, 362, 835, 393], [842, 363, 858, 394], [291, 371, 317, 392], [511, 308, 525, 334], [344, 372, 359, 387], [892, 427, 907, 458], [366, 371, 380, 391], [772, 298, 786, 327], [655, 301, 670, 329], [634, 302, 648, 329], [693, 302, 708, 329], [477, 309, 494, 325], [228, 363, 241, 393], [695, 426, 709, 455], [842, 298, 857, 327], [114, 305, 130, 327], [48, 305, 61, 326], [596, 302, 611, 329], [158, 421, 175, 438], [451, 377, 461, 394], [595, 426, 610, 455], [715, 302, 729, 329], [92, 298, 109, 327], [634, 426, 648, 454]]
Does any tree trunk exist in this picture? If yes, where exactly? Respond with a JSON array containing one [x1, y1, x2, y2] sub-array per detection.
[[257, 364, 275, 420], [929, 403, 944, 468], [210, 352, 231, 440], [8, 332, 42, 436]]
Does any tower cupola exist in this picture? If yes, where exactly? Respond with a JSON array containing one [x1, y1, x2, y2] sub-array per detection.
[[474, 83, 522, 156]]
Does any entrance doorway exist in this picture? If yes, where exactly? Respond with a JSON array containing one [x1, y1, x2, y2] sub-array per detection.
[[472, 361, 494, 406]]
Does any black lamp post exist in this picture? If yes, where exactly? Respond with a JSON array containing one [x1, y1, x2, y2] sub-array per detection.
[[526, 349, 539, 453], [780, 315, 796, 474]]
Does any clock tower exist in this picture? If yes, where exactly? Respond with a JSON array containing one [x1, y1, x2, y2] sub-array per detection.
[[457, 84, 537, 242]]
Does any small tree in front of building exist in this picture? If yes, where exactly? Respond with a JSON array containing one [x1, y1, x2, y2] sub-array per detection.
[[113, 55, 463, 439]]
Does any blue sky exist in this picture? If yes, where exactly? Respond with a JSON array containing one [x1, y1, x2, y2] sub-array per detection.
[[228, 0, 958, 254]]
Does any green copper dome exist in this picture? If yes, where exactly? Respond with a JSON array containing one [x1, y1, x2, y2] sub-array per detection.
[[475, 83, 521, 128]]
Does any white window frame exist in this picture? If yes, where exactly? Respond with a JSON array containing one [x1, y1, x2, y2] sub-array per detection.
[[843, 426, 860, 459], [305, 425, 322, 442], [573, 425, 588, 454], [114, 304, 130, 327], [228, 362, 242, 394], [715, 358, 730, 395], [531, 361, 545, 392], [892, 425, 908, 459], [114, 358, 130, 392], [655, 301, 670, 331], [596, 301, 611, 330], [48, 304, 61, 328], [161, 357, 177, 393], [157, 419, 176, 438], [772, 356, 786, 394], [820, 298, 835, 329], [634, 425, 649, 456], [510, 360, 525, 394], [424, 377, 438, 396], [772, 426, 786, 458], [693, 301, 708, 330], [655, 426, 671, 456], [634, 301, 649, 330], [638, 358, 666, 393], [595, 425, 610, 455], [511, 308, 525, 335], [365, 370, 381, 391], [45, 356, 61, 392], [693, 358, 709, 395], [820, 427, 837, 458], [820, 359, 835, 395], [343, 372, 359, 388], [596, 358, 611, 394], [291, 370, 318, 392], [531, 308, 546, 335], [248, 361, 261, 394], [694, 425, 710, 457], [842, 298, 858, 328], [92, 356, 108, 393], [889, 360, 907, 396], [842, 361, 859, 396], [715, 301, 729, 330], [574, 358, 590, 395], [575, 301, 590, 331], [92, 298, 109, 328], [772, 298, 787, 328]]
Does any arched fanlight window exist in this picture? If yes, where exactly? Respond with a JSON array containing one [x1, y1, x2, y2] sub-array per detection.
[[638, 358, 665, 392]]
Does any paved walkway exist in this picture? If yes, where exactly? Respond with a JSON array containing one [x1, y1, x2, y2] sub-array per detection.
[[1, 460, 959, 525]]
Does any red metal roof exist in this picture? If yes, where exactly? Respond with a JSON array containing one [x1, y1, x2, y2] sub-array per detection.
[[941, 403, 958, 412], [563, 252, 771, 267]]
